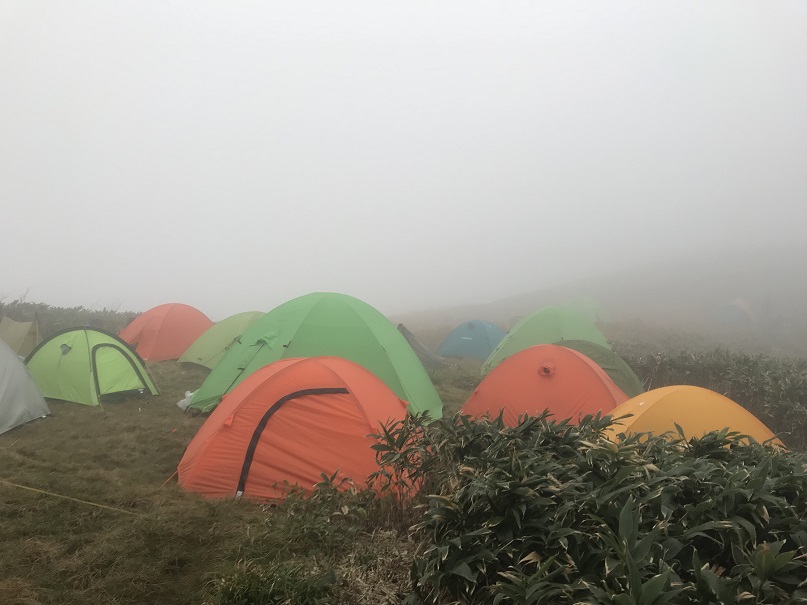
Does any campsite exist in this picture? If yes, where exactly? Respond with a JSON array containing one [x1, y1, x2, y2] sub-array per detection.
[[3, 2, 807, 603], [2, 293, 807, 604]]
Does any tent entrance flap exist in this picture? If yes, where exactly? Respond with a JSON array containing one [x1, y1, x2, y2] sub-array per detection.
[[236, 387, 350, 495], [92, 344, 150, 397]]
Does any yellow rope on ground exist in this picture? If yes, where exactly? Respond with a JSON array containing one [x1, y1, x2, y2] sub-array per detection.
[[0, 479, 145, 517]]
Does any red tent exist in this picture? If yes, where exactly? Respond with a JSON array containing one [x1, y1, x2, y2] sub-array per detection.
[[119, 303, 212, 361], [462, 344, 628, 426], [178, 357, 407, 501]]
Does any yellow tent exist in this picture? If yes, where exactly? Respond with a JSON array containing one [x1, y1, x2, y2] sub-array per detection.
[[605, 385, 783, 447]]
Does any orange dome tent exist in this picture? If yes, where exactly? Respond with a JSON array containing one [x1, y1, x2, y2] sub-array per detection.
[[462, 344, 628, 426], [178, 357, 408, 501], [120, 303, 213, 361], [605, 385, 783, 447]]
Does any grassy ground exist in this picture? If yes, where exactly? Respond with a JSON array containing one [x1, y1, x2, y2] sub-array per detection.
[[3, 347, 806, 603], [0, 363, 267, 605], [0, 361, 436, 605]]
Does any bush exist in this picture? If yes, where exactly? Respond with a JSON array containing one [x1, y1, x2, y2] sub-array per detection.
[[373, 413, 807, 604], [211, 560, 335, 605], [209, 475, 415, 605], [0, 299, 137, 338]]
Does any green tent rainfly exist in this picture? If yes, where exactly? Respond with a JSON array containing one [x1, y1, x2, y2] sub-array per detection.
[[179, 311, 264, 370], [555, 340, 645, 398], [483, 307, 612, 372], [564, 296, 609, 323], [188, 293, 443, 418], [26, 328, 159, 406]]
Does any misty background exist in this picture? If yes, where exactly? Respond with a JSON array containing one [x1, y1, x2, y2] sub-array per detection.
[[2, 1, 806, 325]]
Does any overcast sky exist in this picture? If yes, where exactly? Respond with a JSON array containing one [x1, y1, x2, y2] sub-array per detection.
[[2, 1, 806, 320]]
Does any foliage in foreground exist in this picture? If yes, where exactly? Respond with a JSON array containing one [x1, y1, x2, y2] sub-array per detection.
[[209, 479, 414, 605], [372, 413, 807, 604]]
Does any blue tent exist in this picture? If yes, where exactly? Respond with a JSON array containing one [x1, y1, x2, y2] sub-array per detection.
[[437, 320, 505, 361]]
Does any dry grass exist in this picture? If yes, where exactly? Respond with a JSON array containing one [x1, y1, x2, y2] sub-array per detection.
[[430, 361, 481, 415], [0, 361, 419, 604], [0, 362, 272, 604]]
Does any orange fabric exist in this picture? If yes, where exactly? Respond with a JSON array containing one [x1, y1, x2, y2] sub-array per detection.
[[178, 357, 408, 501], [119, 303, 212, 361], [462, 344, 628, 426], [605, 385, 784, 447]]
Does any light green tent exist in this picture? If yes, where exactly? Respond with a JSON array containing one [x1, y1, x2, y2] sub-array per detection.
[[565, 297, 609, 323], [25, 328, 159, 406], [188, 292, 443, 417], [178, 312, 264, 370], [555, 340, 644, 398], [483, 307, 611, 372], [0, 317, 41, 357]]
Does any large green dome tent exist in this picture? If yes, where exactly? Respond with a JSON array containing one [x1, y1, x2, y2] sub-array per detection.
[[26, 328, 159, 406], [179, 311, 264, 370], [483, 307, 611, 372], [555, 340, 645, 398], [436, 320, 505, 361], [0, 338, 49, 434], [187, 293, 443, 417]]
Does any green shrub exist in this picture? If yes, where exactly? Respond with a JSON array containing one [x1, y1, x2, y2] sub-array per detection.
[[260, 476, 375, 557], [0, 299, 136, 337], [373, 413, 807, 604], [211, 560, 335, 605]]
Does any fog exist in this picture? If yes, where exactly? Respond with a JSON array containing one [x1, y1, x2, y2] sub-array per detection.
[[2, 1, 806, 321]]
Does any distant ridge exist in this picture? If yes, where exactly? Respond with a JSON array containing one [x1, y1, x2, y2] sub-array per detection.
[[391, 243, 807, 356]]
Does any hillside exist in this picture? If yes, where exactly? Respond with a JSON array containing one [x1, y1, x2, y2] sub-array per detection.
[[392, 243, 807, 357]]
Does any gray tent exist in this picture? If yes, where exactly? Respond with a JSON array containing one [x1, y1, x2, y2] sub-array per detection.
[[397, 324, 446, 371], [0, 338, 49, 435]]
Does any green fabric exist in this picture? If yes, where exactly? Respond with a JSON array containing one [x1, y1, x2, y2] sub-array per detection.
[[483, 307, 612, 372], [555, 340, 645, 398], [25, 329, 158, 406], [178, 312, 264, 370], [565, 297, 609, 323], [188, 293, 443, 417]]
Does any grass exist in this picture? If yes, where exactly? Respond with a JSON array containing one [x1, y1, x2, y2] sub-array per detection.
[[0, 362, 256, 604], [0, 361, 415, 604], [4, 338, 807, 603]]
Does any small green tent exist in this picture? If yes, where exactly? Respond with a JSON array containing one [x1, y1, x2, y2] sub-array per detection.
[[188, 292, 443, 417], [483, 307, 611, 372], [26, 328, 159, 406], [555, 340, 644, 398], [178, 311, 264, 370]]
